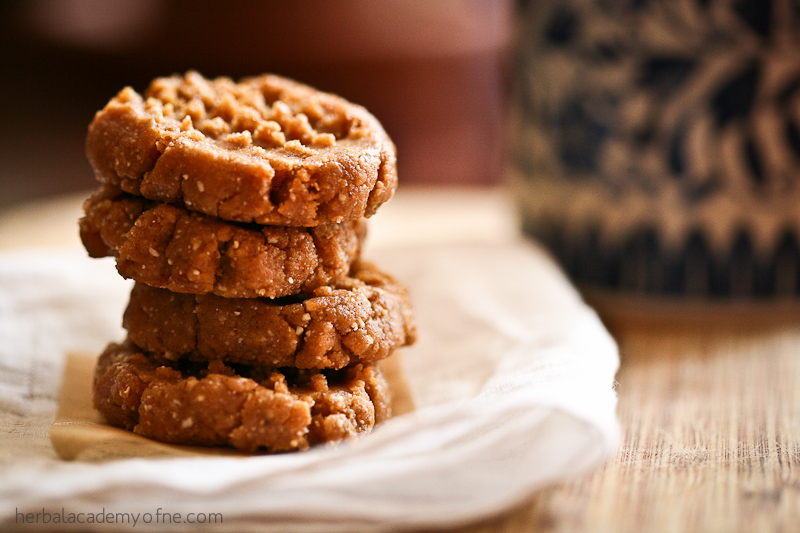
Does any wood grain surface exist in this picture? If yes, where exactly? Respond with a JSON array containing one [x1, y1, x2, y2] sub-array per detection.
[[451, 304, 800, 533]]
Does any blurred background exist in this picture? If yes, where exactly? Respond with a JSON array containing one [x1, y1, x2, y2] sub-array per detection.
[[0, 0, 513, 211], [8, 0, 796, 304]]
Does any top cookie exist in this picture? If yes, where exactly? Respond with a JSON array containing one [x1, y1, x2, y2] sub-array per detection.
[[86, 71, 398, 227]]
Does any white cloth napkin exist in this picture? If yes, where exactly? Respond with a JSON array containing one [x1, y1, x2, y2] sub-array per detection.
[[0, 241, 619, 532]]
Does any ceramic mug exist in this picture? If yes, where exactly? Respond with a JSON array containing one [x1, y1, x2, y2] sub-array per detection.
[[510, 0, 800, 298]]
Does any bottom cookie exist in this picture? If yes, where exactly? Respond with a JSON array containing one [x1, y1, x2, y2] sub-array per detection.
[[93, 341, 391, 452]]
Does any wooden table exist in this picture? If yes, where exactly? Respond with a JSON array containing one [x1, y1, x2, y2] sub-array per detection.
[[3, 187, 799, 532], [451, 296, 800, 533]]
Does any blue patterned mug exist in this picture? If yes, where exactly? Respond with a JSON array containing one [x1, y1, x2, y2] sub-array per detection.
[[510, 0, 800, 298]]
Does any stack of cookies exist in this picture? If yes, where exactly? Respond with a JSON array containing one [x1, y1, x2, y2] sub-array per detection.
[[78, 72, 416, 453]]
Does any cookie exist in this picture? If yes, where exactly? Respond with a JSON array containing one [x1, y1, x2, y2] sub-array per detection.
[[93, 340, 391, 452], [86, 71, 397, 227], [79, 186, 366, 298], [123, 261, 417, 370]]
